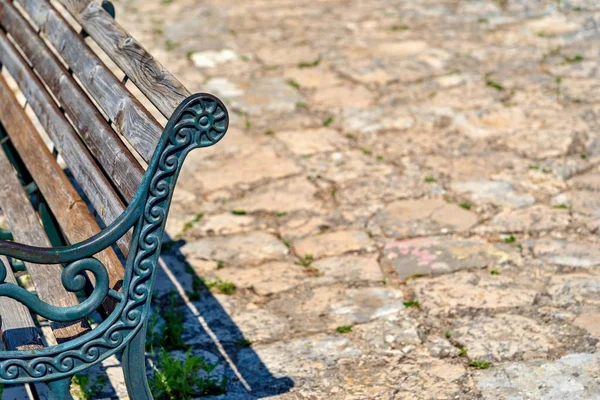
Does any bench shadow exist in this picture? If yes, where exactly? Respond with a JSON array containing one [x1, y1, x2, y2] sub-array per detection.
[[1, 167, 293, 399], [80, 233, 294, 399], [3, 237, 293, 399], [149, 235, 295, 398]]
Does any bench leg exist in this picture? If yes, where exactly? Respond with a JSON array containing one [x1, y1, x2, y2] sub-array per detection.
[[123, 324, 153, 400], [47, 377, 74, 400]]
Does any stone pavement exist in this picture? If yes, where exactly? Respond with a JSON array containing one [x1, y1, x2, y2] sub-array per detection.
[[113, 0, 600, 398]]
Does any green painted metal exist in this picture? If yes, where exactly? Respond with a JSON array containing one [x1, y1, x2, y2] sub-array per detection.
[[0, 230, 12, 241], [47, 377, 74, 400], [9, 259, 25, 272], [101, 0, 116, 19], [0, 93, 229, 398]]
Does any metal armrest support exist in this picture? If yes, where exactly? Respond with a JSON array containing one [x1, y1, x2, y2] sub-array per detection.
[[0, 93, 228, 389]]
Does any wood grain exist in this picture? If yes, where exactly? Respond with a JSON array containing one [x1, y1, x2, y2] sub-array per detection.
[[0, 31, 132, 254], [0, 256, 43, 350], [15, 0, 164, 163], [57, 0, 191, 119], [0, 149, 88, 343], [0, 0, 145, 201], [0, 74, 125, 304]]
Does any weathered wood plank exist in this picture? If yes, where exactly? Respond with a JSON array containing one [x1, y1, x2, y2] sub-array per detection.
[[15, 0, 164, 163], [0, 256, 43, 350], [0, 0, 145, 201], [57, 0, 191, 119], [0, 74, 125, 301], [0, 31, 132, 253], [0, 149, 88, 343]]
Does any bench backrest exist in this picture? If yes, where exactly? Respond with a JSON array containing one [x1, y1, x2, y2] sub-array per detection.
[[0, 0, 192, 348]]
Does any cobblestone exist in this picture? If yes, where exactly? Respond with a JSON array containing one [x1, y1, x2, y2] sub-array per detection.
[[113, 0, 600, 397]]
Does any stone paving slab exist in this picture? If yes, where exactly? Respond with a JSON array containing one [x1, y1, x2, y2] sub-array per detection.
[[100, 0, 600, 398]]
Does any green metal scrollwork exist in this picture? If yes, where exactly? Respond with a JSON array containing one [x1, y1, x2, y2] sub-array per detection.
[[0, 93, 228, 385], [0, 257, 109, 322]]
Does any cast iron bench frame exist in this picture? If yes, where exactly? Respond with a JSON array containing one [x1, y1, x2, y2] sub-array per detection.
[[0, 0, 229, 398]]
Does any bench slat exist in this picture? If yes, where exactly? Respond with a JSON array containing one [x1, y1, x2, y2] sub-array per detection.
[[0, 31, 131, 254], [0, 256, 43, 350], [57, 0, 191, 119], [0, 149, 88, 343], [0, 74, 125, 302], [15, 0, 164, 163], [0, 0, 144, 202], [0, 0, 144, 201]]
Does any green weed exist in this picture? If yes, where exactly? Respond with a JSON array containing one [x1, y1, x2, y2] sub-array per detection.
[[322, 116, 334, 127], [469, 359, 491, 369], [336, 325, 352, 334], [150, 349, 227, 399], [298, 57, 321, 68], [72, 375, 107, 400], [459, 202, 472, 210]]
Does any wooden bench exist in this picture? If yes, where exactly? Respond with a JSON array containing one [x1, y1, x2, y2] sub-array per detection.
[[0, 0, 228, 398]]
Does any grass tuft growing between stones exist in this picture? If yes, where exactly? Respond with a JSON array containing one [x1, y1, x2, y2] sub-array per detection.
[[490, 269, 501, 276], [165, 40, 181, 51], [424, 176, 437, 183], [403, 300, 420, 308], [231, 209, 247, 215], [297, 254, 314, 267], [286, 79, 300, 89], [235, 338, 253, 348], [336, 325, 352, 334], [177, 213, 204, 239], [486, 79, 504, 91], [503, 235, 516, 244], [205, 279, 237, 295], [72, 374, 107, 400], [298, 57, 321, 68], [563, 54, 583, 64], [150, 349, 227, 399], [459, 202, 472, 210], [322, 116, 334, 127], [469, 359, 491, 369], [160, 291, 187, 350], [407, 273, 427, 280]]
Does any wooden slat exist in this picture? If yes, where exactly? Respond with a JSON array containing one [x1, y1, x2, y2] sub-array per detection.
[[0, 0, 144, 201], [0, 149, 88, 343], [0, 256, 43, 350], [57, 0, 191, 119], [0, 30, 132, 253], [15, 0, 164, 162], [0, 74, 125, 300]]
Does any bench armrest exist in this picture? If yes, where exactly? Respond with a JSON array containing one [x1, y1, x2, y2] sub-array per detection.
[[0, 93, 228, 266], [0, 198, 141, 264], [0, 93, 228, 327]]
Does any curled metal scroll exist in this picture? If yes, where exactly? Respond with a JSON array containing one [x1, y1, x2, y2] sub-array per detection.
[[0, 258, 109, 322]]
